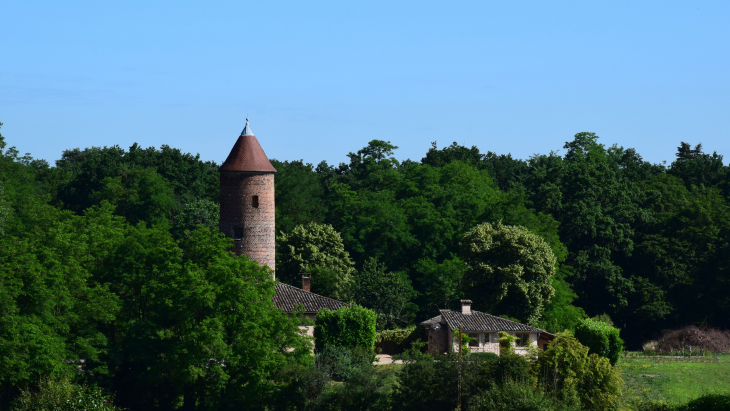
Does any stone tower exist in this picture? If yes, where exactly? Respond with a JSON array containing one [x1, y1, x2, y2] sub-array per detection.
[[219, 118, 277, 274]]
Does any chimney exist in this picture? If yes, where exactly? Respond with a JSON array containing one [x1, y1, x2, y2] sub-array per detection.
[[461, 300, 472, 315], [302, 275, 311, 292]]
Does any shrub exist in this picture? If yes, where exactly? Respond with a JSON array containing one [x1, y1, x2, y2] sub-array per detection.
[[314, 305, 377, 355], [575, 318, 624, 365], [13, 378, 122, 411], [470, 379, 579, 411], [538, 331, 622, 411], [498, 331, 516, 355]]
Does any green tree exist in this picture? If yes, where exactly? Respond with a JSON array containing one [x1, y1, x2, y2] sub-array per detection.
[[101, 225, 311, 410], [92, 166, 176, 226], [350, 258, 418, 329], [277, 222, 355, 300], [461, 222, 556, 324], [0, 203, 123, 407], [413, 256, 467, 313], [270, 159, 326, 235]]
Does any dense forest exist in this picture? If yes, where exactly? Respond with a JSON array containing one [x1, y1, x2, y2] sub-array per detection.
[[2, 120, 729, 409]]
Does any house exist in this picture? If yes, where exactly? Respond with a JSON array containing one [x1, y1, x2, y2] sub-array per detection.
[[272, 275, 349, 337], [421, 300, 554, 356]]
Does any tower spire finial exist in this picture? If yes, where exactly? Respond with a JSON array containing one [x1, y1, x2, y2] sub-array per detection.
[[240, 116, 254, 137]]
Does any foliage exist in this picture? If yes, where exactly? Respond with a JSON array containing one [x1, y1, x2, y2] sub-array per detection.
[[374, 326, 424, 355], [393, 346, 532, 411], [350, 258, 418, 329], [0, 203, 122, 406], [314, 305, 377, 355], [469, 379, 579, 411], [99, 225, 311, 410], [270, 160, 326, 235], [498, 332, 516, 355], [56, 143, 219, 216], [12, 378, 122, 411], [537, 331, 622, 411], [170, 198, 219, 238], [537, 267, 587, 333], [575, 317, 625, 365], [277, 222, 355, 300], [461, 221, 556, 324], [413, 256, 467, 314]]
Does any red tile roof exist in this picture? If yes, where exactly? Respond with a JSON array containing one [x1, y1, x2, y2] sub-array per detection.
[[219, 130, 277, 173]]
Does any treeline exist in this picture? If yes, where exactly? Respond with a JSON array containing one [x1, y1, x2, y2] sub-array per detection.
[[3, 122, 730, 351], [275, 135, 730, 348]]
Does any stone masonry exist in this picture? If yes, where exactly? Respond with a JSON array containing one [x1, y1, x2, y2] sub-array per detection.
[[219, 172, 275, 271]]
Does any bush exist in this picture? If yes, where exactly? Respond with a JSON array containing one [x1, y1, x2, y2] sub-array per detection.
[[393, 346, 532, 411], [575, 318, 624, 365], [314, 305, 377, 355], [13, 378, 122, 411], [470, 380, 579, 411], [538, 331, 622, 411], [632, 394, 730, 411]]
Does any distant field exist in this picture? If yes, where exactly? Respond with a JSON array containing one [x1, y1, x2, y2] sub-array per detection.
[[620, 353, 730, 404]]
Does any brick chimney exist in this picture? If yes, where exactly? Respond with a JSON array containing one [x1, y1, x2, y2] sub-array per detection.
[[461, 299, 472, 315], [302, 275, 311, 292]]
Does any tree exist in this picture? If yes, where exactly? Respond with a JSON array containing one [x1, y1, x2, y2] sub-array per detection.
[[270, 159, 325, 235], [350, 258, 418, 329], [93, 166, 176, 226], [413, 256, 467, 313], [461, 222, 556, 324], [100, 225, 311, 410], [276, 222, 355, 300]]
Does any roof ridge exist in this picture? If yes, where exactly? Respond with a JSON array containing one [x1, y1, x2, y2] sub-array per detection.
[[275, 282, 350, 305]]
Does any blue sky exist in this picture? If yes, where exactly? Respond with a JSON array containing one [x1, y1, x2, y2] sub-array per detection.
[[1, 1, 729, 167]]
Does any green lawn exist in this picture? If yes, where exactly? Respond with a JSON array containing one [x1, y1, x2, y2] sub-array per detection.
[[620, 353, 730, 404]]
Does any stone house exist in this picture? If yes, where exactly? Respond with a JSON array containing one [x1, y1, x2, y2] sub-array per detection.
[[421, 300, 554, 356], [272, 276, 349, 337]]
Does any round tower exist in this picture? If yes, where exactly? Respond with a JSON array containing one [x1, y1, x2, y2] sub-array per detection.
[[219, 118, 277, 274]]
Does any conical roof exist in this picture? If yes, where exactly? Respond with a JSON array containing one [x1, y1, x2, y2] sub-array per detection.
[[219, 118, 277, 173]]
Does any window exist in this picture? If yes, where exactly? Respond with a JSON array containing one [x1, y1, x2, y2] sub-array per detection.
[[468, 333, 479, 347], [514, 333, 531, 347], [252, 195, 259, 208], [234, 227, 244, 240]]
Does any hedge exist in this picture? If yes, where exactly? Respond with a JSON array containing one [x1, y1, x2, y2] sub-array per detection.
[[574, 318, 624, 365], [314, 305, 377, 354]]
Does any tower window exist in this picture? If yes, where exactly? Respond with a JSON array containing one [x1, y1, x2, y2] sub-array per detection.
[[252, 196, 259, 208], [234, 227, 244, 240]]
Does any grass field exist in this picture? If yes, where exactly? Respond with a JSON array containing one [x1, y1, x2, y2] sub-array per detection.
[[620, 353, 730, 404]]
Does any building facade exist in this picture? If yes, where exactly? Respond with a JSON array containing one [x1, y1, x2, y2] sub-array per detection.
[[219, 118, 277, 273]]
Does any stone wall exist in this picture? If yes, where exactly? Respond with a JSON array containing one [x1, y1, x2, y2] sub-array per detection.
[[219, 171, 276, 273]]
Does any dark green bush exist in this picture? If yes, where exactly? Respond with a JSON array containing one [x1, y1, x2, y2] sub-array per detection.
[[392, 346, 532, 411], [314, 305, 377, 354], [632, 394, 730, 411], [575, 318, 624, 365], [470, 380, 579, 411]]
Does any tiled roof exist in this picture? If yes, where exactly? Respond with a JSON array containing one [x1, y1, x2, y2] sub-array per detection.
[[219, 120, 277, 173], [420, 315, 441, 326], [437, 309, 546, 333], [273, 282, 349, 313]]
